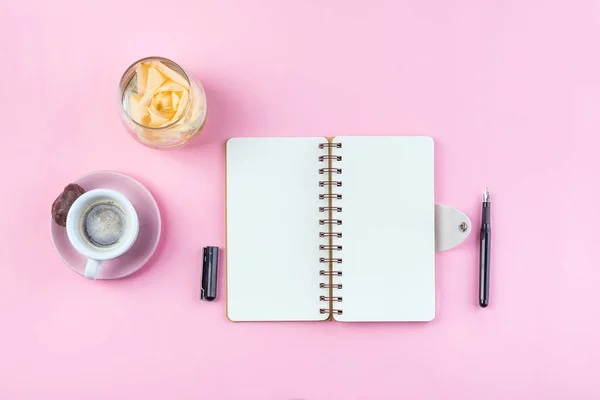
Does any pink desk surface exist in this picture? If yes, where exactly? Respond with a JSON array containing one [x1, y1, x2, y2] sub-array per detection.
[[2, 1, 599, 399]]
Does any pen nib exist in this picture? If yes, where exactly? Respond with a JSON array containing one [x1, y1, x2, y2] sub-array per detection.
[[483, 187, 490, 202]]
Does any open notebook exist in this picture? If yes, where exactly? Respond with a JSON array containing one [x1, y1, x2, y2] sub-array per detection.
[[226, 136, 435, 322]]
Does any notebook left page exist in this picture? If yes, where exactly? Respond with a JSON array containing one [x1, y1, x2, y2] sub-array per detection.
[[226, 137, 326, 321]]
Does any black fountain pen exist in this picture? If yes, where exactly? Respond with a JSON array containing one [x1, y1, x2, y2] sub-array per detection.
[[479, 187, 491, 308]]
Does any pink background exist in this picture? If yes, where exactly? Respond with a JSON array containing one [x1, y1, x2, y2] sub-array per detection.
[[1, 0, 599, 399]]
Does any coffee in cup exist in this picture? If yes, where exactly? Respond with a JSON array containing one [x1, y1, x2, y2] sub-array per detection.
[[81, 201, 127, 249], [66, 189, 139, 279]]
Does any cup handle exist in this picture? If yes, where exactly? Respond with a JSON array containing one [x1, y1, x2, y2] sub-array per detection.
[[85, 259, 104, 279]]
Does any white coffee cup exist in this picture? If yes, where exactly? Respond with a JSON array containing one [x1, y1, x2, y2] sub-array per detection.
[[66, 189, 139, 279]]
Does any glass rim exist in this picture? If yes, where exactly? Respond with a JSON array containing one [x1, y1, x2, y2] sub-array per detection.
[[118, 56, 193, 131]]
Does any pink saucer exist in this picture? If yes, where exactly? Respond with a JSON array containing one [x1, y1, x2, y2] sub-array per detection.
[[51, 171, 161, 279]]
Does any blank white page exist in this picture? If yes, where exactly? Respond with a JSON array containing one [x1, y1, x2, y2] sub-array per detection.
[[334, 136, 435, 322], [226, 137, 325, 322]]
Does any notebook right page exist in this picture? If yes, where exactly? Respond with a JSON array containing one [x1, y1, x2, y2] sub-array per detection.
[[334, 136, 435, 322]]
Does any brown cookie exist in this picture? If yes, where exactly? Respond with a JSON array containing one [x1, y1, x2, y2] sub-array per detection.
[[51, 183, 86, 227]]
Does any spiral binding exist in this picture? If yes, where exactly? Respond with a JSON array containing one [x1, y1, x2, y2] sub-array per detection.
[[319, 141, 343, 316], [319, 232, 342, 238], [318, 143, 342, 149], [319, 194, 342, 200], [320, 257, 342, 263], [320, 283, 342, 289], [319, 168, 342, 174], [319, 245, 342, 250], [318, 155, 342, 161], [320, 270, 342, 276], [321, 309, 343, 315], [319, 181, 342, 187], [319, 219, 342, 225], [320, 296, 343, 301], [319, 206, 342, 212]]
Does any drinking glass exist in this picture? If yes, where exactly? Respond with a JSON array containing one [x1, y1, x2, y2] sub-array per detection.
[[118, 57, 207, 149]]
